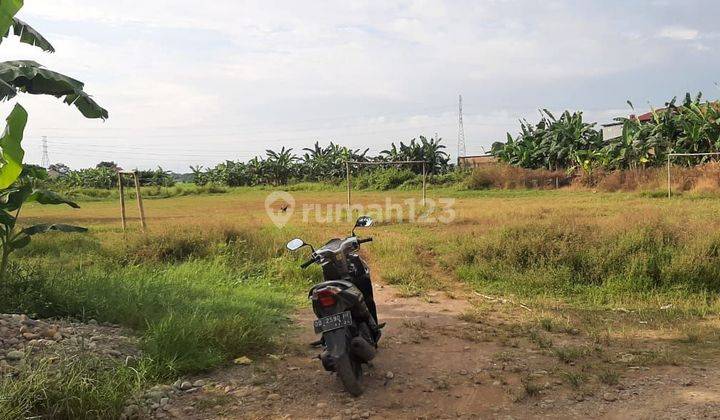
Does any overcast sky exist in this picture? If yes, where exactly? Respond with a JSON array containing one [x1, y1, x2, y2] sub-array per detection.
[[0, 0, 717, 172]]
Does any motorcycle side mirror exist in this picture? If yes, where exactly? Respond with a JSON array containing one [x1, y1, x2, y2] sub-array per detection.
[[355, 216, 374, 228], [352, 216, 374, 235], [286, 238, 306, 251]]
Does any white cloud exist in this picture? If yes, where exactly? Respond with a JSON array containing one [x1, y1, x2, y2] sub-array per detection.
[[657, 26, 699, 41], [0, 1, 715, 171]]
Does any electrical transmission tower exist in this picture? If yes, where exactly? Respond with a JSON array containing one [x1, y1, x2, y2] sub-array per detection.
[[457, 94, 467, 160], [41, 136, 50, 168]]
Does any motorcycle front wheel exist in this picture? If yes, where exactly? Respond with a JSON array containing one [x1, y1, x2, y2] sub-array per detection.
[[336, 353, 363, 396]]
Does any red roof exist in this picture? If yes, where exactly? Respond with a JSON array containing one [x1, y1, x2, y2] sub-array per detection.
[[630, 110, 663, 123]]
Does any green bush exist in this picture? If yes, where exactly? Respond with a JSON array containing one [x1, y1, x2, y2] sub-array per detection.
[[353, 168, 419, 190], [58, 183, 227, 202]]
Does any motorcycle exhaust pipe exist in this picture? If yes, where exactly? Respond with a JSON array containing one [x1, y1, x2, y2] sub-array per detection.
[[350, 337, 376, 362]]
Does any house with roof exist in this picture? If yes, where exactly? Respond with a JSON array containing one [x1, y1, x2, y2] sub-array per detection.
[[601, 109, 662, 141]]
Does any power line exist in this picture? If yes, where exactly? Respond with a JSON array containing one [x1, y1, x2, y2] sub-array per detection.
[[28, 103, 630, 133], [30, 122, 466, 149], [30, 103, 460, 132]]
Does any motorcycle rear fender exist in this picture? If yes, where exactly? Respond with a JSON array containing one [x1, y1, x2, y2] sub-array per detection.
[[310, 281, 367, 319], [320, 327, 350, 370]]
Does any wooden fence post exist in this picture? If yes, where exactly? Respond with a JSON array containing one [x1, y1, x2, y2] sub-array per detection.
[[346, 161, 351, 208], [422, 162, 427, 207], [667, 154, 672, 198], [133, 171, 147, 232], [118, 172, 126, 231]]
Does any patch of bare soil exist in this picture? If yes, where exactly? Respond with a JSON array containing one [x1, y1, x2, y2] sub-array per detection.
[[161, 284, 720, 419]]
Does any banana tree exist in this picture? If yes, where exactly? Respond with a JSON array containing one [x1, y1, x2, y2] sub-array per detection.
[[0, 0, 107, 278], [0, 105, 86, 276], [265, 147, 297, 185], [419, 136, 449, 173]]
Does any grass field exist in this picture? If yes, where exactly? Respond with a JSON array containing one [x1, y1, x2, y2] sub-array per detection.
[[3, 186, 720, 417]]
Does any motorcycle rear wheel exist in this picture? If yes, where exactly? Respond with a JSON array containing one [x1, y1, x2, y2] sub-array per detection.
[[337, 354, 363, 396]]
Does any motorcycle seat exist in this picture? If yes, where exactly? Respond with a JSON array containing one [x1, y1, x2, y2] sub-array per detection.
[[307, 280, 357, 297]]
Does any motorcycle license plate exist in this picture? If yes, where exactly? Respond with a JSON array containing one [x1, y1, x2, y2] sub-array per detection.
[[314, 311, 352, 334]]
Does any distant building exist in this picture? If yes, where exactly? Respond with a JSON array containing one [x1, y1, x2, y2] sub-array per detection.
[[602, 102, 718, 141], [601, 122, 623, 140], [458, 154, 498, 168], [601, 109, 660, 141], [47, 168, 62, 179]]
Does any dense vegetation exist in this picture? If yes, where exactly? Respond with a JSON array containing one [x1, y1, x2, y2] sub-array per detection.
[[192, 136, 450, 187], [491, 93, 720, 172], [50, 165, 176, 189]]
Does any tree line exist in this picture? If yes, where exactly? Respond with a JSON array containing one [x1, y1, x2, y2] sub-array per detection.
[[192, 136, 450, 186], [48, 162, 176, 189], [491, 93, 720, 172], [43, 136, 450, 189]]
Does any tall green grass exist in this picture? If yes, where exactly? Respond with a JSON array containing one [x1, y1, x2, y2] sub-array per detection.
[[0, 356, 149, 420], [443, 221, 720, 312], [0, 225, 313, 418]]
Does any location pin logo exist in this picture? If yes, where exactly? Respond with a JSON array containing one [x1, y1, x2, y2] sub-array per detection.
[[264, 191, 295, 228]]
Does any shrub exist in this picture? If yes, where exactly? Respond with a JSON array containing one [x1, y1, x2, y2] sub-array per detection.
[[353, 168, 419, 190]]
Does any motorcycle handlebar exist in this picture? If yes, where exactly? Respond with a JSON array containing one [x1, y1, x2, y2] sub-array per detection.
[[299, 237, 372, 268]]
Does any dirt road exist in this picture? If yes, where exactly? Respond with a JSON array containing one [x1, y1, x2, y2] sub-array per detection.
[[164, 282, 720, 419]]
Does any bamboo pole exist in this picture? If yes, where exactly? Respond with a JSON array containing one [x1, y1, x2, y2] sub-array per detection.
[[422, 162, 427, 207], [118, 172, 126, 231], [346, 161, 351, 208], [667, 154, 671, 198], [133, 172, 147, 232]]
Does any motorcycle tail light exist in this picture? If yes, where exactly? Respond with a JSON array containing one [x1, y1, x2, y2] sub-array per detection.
[[313, 286, 341, 307]]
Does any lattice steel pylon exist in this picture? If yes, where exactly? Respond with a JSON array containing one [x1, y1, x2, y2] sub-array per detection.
[[41, 136, 50, 168], [457, 94, 466, 160]]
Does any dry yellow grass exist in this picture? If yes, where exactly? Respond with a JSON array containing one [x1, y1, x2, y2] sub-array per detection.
[[20, 187, 720, 337]]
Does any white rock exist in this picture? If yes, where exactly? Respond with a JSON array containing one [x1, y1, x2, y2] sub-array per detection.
[[603, 392, 617, 402]]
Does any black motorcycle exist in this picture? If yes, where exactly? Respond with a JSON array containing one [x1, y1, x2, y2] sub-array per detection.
[[286, 216, 380, 396]]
